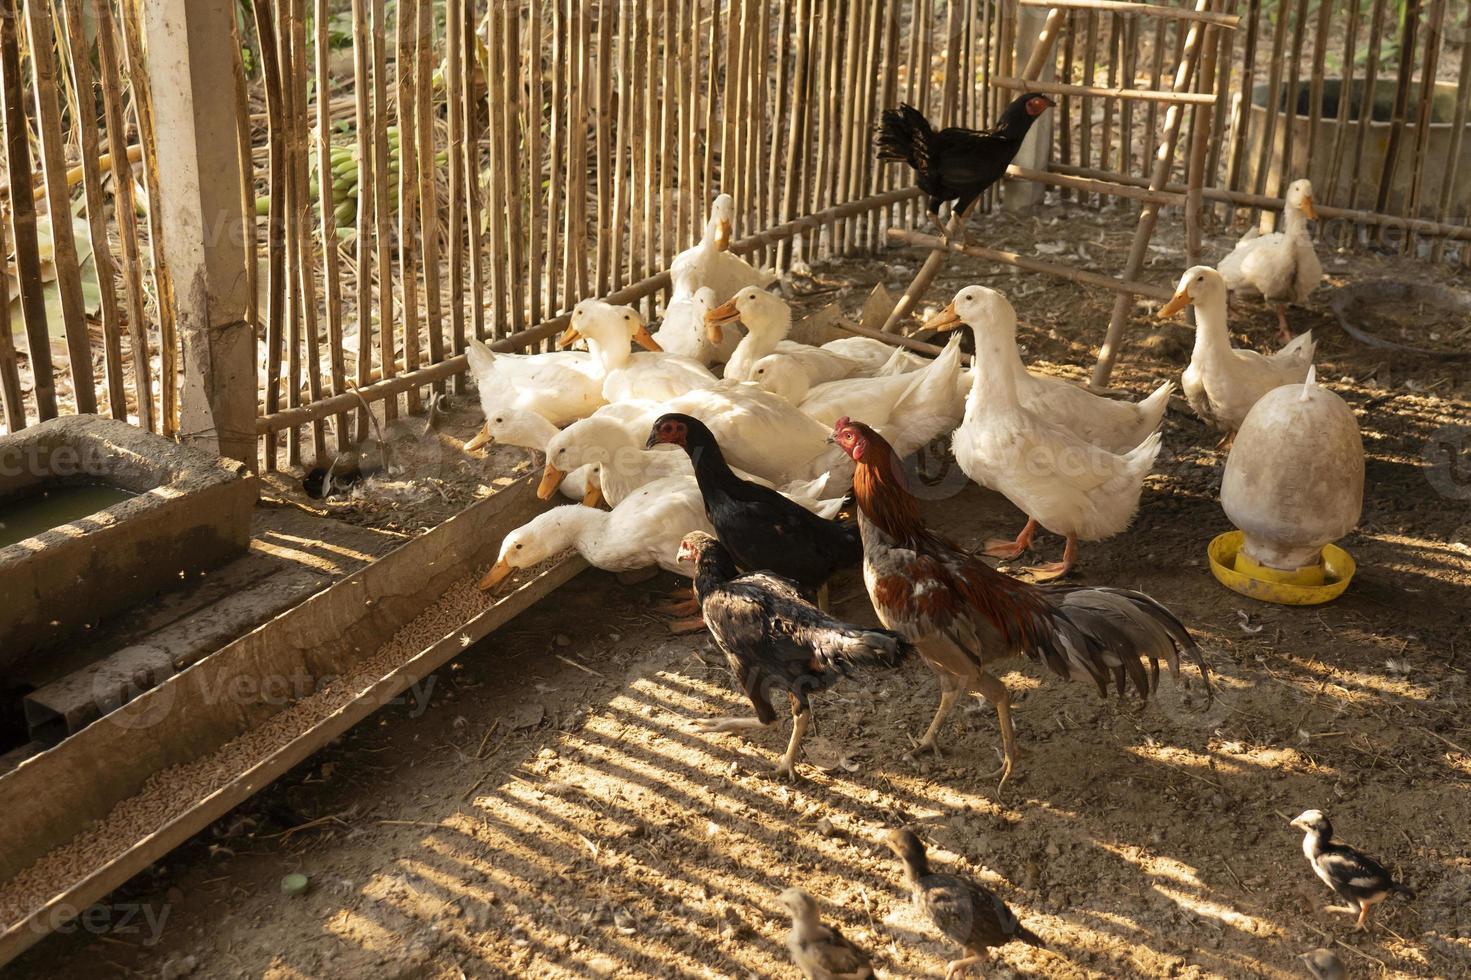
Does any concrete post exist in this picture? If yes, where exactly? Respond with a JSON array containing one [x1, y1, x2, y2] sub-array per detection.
[[143, 0, 256, 465], [1004, 4, 1057, 212]]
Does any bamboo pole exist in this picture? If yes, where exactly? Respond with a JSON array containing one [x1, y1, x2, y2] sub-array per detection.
[[657, 0, 676, 273], [525, 0, 543, 329], [445, 0, 466, 389], [1224, 0, 1260, 221], [0, 193, 18, 429], [278, 0, 305, 463], [1185, 17, 1222, 273], [501, 3, 525, 335], [0, 0, 51, 421], [1376, 0, 1419, 215], [369, 0, 396, 421], [1120, 15, 1143, 179], [776, 0, 812, 269], [1248, 0, 1289, 225], [251, 0, 287, 465], [611, 0, 631, 292], [485, 2, 509, 338], [766, 0, 794, 262], [415, 0, 443, 387], [1080, 8, 1097, 206], [121, 0, 178, 435], [1204, 0, 1236, 209], [26, 0, 96, 415], [1091, 0, 1213, 389], [1348, 0, 1389, 215], [640, 0, 657, 300], [351, 0, 375, 440], [228, 12, 259, 341], [1403, 0, 1444, 252], [462, 0, 484, 346], [394, 0, 423, 412], [544, 0, 565, 311], [1098, 15, 1118, 180], [60, 0, 123, 419], [1429, 25, 1471, 263], [1324, 0, 1364, 212], [290, 0, 327, 462], [1057, 12, 1075, 200], [315, 0, 349, 445], [596, 0, 614, 294], [1305, 0, 1332, 192], [95, 0, 150, 430], [1278, 0, 1309, 195], [989, 76, 1220, 106]]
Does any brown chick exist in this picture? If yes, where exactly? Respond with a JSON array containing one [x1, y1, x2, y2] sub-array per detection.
[[1299, 947, 1345, 980], [883, 829, 1044, 979], [779, 888, 875, 980]]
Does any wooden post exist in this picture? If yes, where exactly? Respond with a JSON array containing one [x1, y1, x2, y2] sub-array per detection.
[[142, 0, 255, 465]]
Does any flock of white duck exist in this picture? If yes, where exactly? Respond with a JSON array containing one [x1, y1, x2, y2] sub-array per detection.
[[469, 184, 1324, 589]]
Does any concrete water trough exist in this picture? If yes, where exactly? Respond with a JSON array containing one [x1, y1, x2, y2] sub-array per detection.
[[1239, 78, 1471, 222], [0, 473, 584, 964], [0, 416, 256, 667]]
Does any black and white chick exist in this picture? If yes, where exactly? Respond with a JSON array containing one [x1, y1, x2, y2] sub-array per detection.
[[779, 887, 875, 980], [1291, 809, 1414, 930], [883, 828, 1045, 979], [677, 531, 909, 781], [1298, 947, 1345, 980]]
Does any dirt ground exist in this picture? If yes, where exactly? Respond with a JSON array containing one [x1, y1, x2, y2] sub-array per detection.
[[10, 201, 1471, 979]]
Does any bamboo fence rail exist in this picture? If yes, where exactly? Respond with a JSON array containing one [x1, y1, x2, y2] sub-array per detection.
[[0, 0, 1467, 451]]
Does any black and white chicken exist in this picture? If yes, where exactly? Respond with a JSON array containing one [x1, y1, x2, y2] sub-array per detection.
[[676, 531, 908, 781], [779, 887, 875, 980], [883, 828, 1044, 979], [1291, 809, 1414, 930]]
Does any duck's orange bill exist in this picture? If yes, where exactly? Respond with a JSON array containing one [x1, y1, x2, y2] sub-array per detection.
[[1158, 289, 1191, 319], [715, 219, 732, 251], [478, 557, 513, 591], [557, 324, 582, 349], [537, 462, 566, 500], [923, 302, 962, 332], [705, 298, 741, 344], [1301, 194, 1318, 220], [582, 481, 605, 508], [632, 323, 663, 352]]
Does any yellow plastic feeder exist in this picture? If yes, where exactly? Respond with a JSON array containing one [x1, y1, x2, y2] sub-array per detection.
[[1213, 368, 1363, 606]]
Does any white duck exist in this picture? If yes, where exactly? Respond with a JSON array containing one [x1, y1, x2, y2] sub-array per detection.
[[1218, 177, 1323, 341], [651, 283, 739, 365], [755, 335, 966, 456], [670, 193, 777, 302], [932, 319, 1173, 455], [478, 475, 713, 594], [558, 299, 717, 403], [464, 337, 607, 451], [537, 413, 845, 517], [1160, 265, 1316, 444], [943, 286, 1161, 579]]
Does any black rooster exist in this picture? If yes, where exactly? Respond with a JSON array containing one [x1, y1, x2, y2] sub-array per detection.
[[678, 532, 908, 782], [647, 413, 860, 608], [876, 93, 1054, 241]]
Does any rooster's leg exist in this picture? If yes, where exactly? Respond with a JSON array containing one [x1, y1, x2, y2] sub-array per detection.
[[1023, 534, 1078, 582], [1215, 429, 1237, 451], [655, 596, 701, 616], [667, 616, 707, 634], [1275, 303, 1293, 343], [927, 210, 950, 241], [983, 519, 1038, 561], [973, 671, 1018, 787], [775, 695, 812, 782], [908, 673, 963, 758], [1354, 900, 1373, 931]]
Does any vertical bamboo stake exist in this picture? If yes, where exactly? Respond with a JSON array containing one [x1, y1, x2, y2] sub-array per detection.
[[702, 0, 721, 211], [682, 0, 702, 250], [95, 0, 151, 431], [1277, 0, 1309, 197], [415, 0, 443, 385], [0, 0, 53, 421], [60, 0, 124, 419], [315, 0, 349, 444], [1185, 18, 1221, 272], [1324, 0, 1363, 209], [445, 0, 466, 382], [835, 0, 862, 253], [351, 0, 375, 438], [1205, 0, 1236, 212], [765, 0, 793, 263], [1304, 0, 1332, 192], [776, 0, 812, 269], [1224, 0, 1260, 220], [27, 0, 96, 414], [229, 13, 259, 340], [874, 0, 901, 247], [572, 0, 590, 300], [1375, 0, 1419, 215], [395, 0, 424, 407], [1403, 0, 1444, 250], [525, 0, 543, 330], [1249, 0, 1289, 225], [1429, 28, 1470, 263], [462, 0, 484, 345], [1098, 13, 1119, 183], [596, 0, 614, 293], [1142, 15, 1166, 180], [251, 0, 286, 463], [484, 4, 509, 337], [370, 0, 396, 420], [277, 0, 304, 462], [658, 0, 676, 272], [612, 0, 631, 292], [1080, 9, 1097, 206], [1057, 11, 1075, 198], [501, 3, 525, 334], [1348, 0, 1388, 215], [0, 191, 19, 429], [291, 0, 327, 461], [545, 0, 565, 310]]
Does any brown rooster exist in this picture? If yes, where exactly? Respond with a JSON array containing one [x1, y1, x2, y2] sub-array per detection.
[[830, 418, 1211, 784]]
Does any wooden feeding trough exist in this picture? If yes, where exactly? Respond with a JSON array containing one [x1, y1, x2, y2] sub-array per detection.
[[0, 474, 586, 965]]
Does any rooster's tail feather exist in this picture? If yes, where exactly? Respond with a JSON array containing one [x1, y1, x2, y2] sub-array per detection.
[[1044, 586, 1212, 704]]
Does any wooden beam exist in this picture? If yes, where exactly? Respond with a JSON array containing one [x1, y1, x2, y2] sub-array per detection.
[[990, 75, 1218, 105], [143, 0, 256, 464], [1017, 0, 1239, 29]]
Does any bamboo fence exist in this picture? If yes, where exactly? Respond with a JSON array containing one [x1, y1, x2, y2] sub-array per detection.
[[0, 0, 1466, 457]]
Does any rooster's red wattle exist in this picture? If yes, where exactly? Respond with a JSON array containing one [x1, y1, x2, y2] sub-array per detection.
[[830, 418, 1211, 784]]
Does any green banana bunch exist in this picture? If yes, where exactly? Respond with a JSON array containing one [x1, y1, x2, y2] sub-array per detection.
[[255, 126, 448, 229]]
